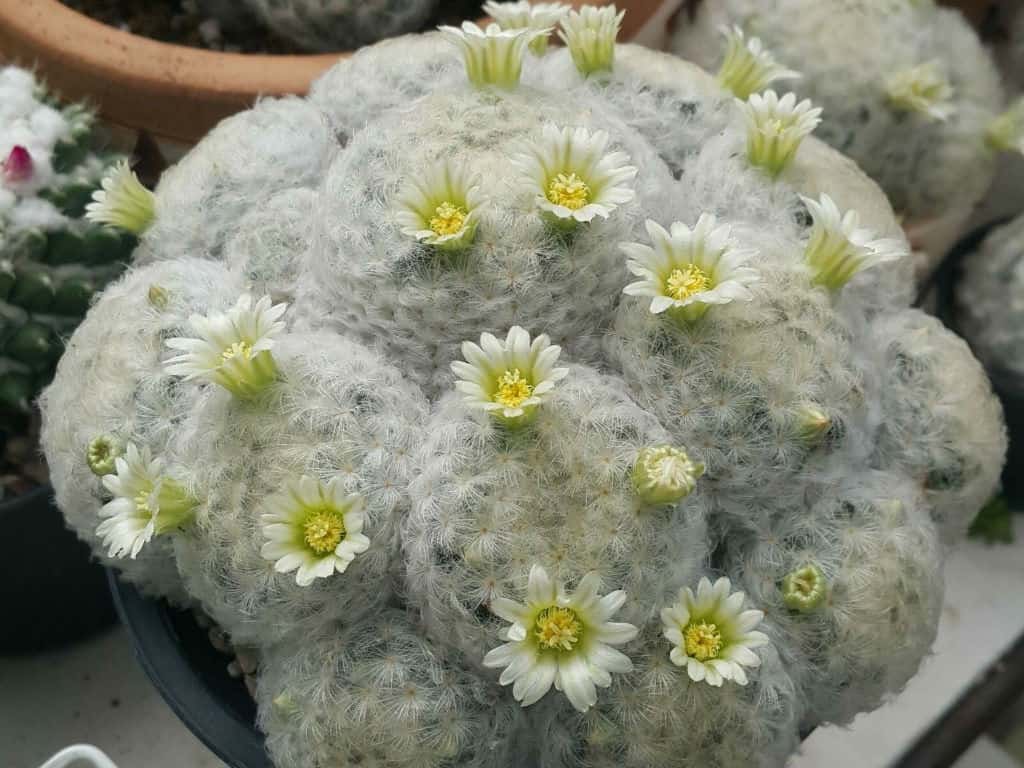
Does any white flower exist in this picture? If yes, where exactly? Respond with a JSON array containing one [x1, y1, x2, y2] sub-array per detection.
[[661, 576, 770, 686], [484, 565, 638, 712], [260, 475, 370, 587], [483, 1, 569, 55], [97, 443, 194, 559], [622, 215, 760, 322], [395, 159, 483, 249], [885, 61, 955, 122], [558, 4, 624, 77], [440, 21, 545, 89], [986, 97, 1024, 156], [85, 160, 156, 234], [513, 124, 636, 225], [450, 326, 569, 427], [716, 26, 799, 100], [165, 294, 287, 399], [741, 90, 822, 177], [632, 445, 704, 505], [801, 194, 907, 290]]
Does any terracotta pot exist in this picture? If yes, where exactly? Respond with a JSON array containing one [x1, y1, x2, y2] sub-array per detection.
[[0, 0, 665, 150]]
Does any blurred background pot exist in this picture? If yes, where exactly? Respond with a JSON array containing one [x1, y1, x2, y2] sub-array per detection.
[[0, 0, 340, 155], [0, 485, 116, 655], [0, 0, 665, 161], [108, 574, 268, 768]]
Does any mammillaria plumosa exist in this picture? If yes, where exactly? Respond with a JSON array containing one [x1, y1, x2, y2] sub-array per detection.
[[40, 4, 1006, 766], [670, 0, 1024, 268]]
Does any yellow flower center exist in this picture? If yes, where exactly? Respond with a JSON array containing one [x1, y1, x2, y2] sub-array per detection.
[[546, 172, 591, 211], [666, 264, 711, 301], [222, 341, 255, 361], [134, 489, 154, 518], [494, 368, 534, 408], [684, 620, 723, 661], [429, 201, 468, 237], [303, 507, 347, 555], [534, 607, 583, 651]]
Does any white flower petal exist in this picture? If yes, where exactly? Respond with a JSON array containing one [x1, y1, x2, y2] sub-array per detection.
[[557, 654, 598, 712]]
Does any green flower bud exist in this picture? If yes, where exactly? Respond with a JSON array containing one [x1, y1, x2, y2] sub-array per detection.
[[87, 434, 123, 476], [782, 563, 827, 613], [147, 284, 170, 310], [632, 445, 704, 506]]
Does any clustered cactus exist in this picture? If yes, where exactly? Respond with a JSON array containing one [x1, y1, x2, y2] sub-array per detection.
[[956, 214, 1024, 388], [670, 0, 1024, 267], [0, 67, 133, 422], [41, 5, 1007, 767]]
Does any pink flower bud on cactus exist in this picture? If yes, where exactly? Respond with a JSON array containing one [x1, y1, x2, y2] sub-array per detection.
[[3, 145, 34, 184]]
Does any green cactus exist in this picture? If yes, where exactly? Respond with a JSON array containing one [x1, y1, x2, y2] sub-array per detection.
[[0, 67, 134, 423]]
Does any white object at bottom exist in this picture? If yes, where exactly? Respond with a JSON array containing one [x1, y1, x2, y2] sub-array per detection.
[[38, 745, 119, 768]]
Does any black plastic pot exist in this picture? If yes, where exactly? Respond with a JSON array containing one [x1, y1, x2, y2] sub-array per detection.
[[929, 219, 1024, 505], [108, 571, 271, 768], [0, 483, 116, 654]]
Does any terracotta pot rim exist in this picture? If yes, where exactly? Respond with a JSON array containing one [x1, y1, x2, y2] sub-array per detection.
[[0, 0, 666, 145], [0, 0, 347, 143], [13, 0, 348, 69]]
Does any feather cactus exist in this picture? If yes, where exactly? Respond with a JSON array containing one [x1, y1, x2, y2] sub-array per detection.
[[40, 8, 1006, 766], [669, 0, 1022, 269]]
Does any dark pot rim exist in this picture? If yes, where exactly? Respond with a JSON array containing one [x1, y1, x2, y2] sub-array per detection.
[[107, 571, 270, 768]]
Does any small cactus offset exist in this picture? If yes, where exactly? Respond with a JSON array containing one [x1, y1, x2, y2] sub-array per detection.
[[0, 67, 134, 421], [956, 214, 1024, 385], [40, 6, 1007, 766], [670, 0, 1023, 266]]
